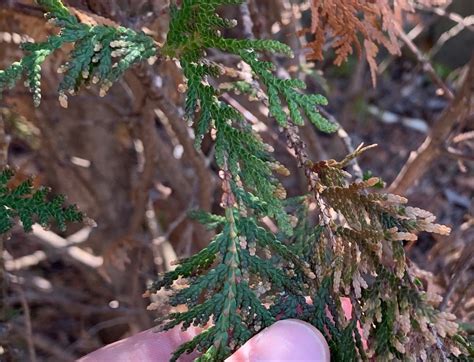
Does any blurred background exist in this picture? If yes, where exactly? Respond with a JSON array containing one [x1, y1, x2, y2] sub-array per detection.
[[0, 0, 472, 360]]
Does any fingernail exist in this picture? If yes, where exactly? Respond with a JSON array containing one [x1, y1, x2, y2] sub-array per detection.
[[227, 319, 330, 361]]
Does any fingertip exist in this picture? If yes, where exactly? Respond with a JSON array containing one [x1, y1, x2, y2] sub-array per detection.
[[227, 319, 330, 362], [78, 326, 201, 362]]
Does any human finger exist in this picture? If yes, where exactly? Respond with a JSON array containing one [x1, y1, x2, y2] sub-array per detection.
[[226, 319, 330, 362], [77, 326, 200, 362]]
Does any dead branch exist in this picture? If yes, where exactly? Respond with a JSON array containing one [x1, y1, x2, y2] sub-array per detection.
[[439, 239, 474, 311], [31, 225, 103, 269], [0, 114, 9, 327], [429, 16, 474, 57], [315, 108, 366, 180], [11, 322, 76, 362], [133, 65, 214, 216], [145, 197, 178, 272], [65, 316, 133, 355], [414, 4, 474, 32], [0, 113, 9, 167], [128, 102, 161, 236], [153, 94, 214, 213], [394, 24, 455, 100], [443, 146, 474, 162], [125, 72, 193, 205], [389, 56, 474, 195], [6, 289, 136, 316], [5, 251, 46, 271], [12, 283, 36, 362]]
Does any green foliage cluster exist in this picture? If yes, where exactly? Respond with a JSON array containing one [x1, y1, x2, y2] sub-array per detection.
[[0, 0, 471, 361], [152, 1, 470, 360], [0, 168, 83, 233], [164, 0, 335, 137], [0, 0, 156, 106], [151, 208, 301, 361], [163, 0, 335, 239]]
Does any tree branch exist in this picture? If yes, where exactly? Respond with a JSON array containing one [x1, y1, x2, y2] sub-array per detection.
[[389, 55, 474, 195]]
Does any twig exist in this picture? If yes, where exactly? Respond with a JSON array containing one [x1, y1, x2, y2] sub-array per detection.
[[0, 115, 9, 326], [394, 24, 454, 100], [389, 56, 474, 195], [65, 316, 133, 354], [11, 322, 76, 361], [239, 2, 254, 40], [429, 16, 474, 57], [153, 94, 214, 213], [6, 289, 137, 316], [453, 130, 474, 144], [319, 108, 365, 180], [439, 241, 474, 311], [126, 73, 193, 206], [443, 146, 474, 162], [31, 225, 103, 268], [145, 197, 178, 272], [414, 4, 474, 32], [5, 251, 46, 271], [13, 284, 36, 362], [128, 102, 161, 236], [378, 14, 436, 74], [284, 125, 338, 258], [137, 66, 214, 213]]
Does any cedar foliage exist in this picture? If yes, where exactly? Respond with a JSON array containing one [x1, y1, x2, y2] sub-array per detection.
[[0, 168, 83, 234], [306, 0, 446, 84], [0, 0, 156, 107], [0, 0, 472, 361]]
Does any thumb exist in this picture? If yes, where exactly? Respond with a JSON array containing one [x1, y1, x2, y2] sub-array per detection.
[[226, 319, 330, 361]]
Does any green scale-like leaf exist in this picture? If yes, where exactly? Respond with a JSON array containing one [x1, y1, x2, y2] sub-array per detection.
[[0, 168, 83, 233], [152, 209, 306, 361], [0, 0, 157, 105]]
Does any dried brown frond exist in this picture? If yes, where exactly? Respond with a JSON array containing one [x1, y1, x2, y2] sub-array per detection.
[[306, 0, 446, 85]]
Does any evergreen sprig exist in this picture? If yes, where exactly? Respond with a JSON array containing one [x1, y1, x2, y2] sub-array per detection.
[[149, 1, 470, 361], [147, 1, 343, 359], [0, 0, 470, 360], [165, 0, 336, 236], [151, 208, 304, 361], [165, 0, 335, 136], [0, 0, 156, 106], [0, 168, 83, 233], [292, 144, 466, 360]]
